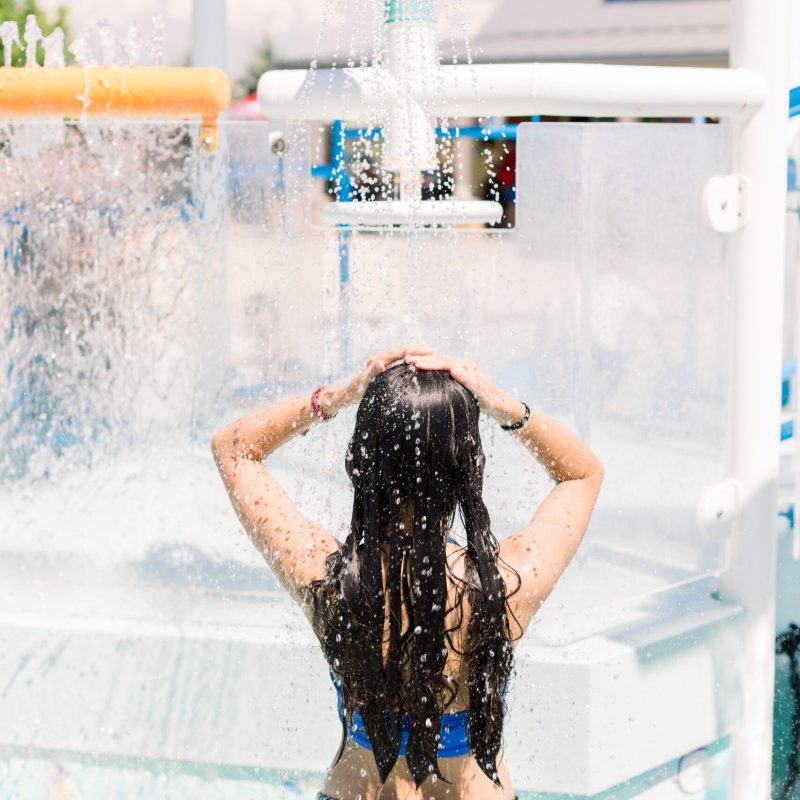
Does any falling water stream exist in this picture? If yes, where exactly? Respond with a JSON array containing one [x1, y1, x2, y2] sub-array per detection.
[[0, 3, 740, 796]]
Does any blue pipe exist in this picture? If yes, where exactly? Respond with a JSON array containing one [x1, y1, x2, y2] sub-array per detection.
[[785, 360, 797, 408], [790, 86, 800, 118], [330, 120, 353, 202], [312, 118, 530, 188], [329, 120, 353, 369], [334, 122, 520, 143]]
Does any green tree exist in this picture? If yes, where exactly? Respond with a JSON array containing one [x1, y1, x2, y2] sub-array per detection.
[[235, 35, 274, 99], [0, 0, 70, 67]]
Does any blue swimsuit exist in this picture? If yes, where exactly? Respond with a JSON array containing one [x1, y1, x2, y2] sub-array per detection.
[[330, 536, 510, 758], [331, 671, 475, 757]]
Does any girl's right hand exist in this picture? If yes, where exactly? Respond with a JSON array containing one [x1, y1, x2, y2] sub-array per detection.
[[402, 352, 527, 427]]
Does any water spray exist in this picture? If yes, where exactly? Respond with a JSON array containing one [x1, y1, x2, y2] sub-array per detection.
[[258, 0, 764, 230]]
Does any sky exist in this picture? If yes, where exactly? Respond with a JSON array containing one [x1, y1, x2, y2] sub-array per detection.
[[37, 0, 501, 86]]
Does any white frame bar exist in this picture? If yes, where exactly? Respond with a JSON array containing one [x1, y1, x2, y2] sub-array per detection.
[[259, 63, 766, 122], [721, 1, 789, 799]]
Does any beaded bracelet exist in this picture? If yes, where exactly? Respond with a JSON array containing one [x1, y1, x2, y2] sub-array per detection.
[[499, 401, 530, 431], [301, 386, 338, 437], [311, 385, 338, 421]]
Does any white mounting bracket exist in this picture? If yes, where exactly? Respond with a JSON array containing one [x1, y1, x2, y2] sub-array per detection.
[[703, 174, 751, 233], [268, 130, 286, 154], [697, 478, 742, 538]]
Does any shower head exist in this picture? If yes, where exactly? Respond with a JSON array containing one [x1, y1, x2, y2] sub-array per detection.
[[320, 198, 503, 228]]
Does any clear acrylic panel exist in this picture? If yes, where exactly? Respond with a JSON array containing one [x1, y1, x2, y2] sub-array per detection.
[[508, 121, 734, 634], [0, 118, 734, 793]]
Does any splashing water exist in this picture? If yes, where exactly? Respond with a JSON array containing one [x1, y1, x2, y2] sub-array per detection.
[[120, 23, 143, 66], [150, 14, 165, 65], [0, 15, 172, 69], [67, 28, 93, 66], [96, 18, 116, 65], [42, 27, 65, 68], [0, 121, 225, 483], [0, 20, 21, 67], [23, 14, 41, 68]]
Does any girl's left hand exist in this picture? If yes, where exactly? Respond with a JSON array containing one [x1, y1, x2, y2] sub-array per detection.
[[328, 344, 433, 412]]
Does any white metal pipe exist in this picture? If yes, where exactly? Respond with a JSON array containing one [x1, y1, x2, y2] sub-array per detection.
[[191, 0, 227, 71], [258, 62, 766, 121], [383, 20, 438, 181], [719, 0, 789, 798], [435, 63, 767, 119], [258, 67, 389, 120]]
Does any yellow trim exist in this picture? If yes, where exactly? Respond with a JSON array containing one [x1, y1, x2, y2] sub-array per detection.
[[0, 66, 231, 151]]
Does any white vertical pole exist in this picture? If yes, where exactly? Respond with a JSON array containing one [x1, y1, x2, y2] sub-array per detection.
[[721, 1, 789, 798], [191, 0, 227, 72]]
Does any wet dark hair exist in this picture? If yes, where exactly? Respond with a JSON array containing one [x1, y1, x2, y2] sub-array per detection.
[[306, 362, 521, 790]]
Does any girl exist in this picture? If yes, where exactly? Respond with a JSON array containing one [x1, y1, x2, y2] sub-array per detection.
[[212, 345, 604, 799]]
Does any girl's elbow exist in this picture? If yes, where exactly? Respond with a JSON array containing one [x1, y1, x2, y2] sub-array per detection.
[[588, 456, 604, 484], [211, 431, 230, 462]]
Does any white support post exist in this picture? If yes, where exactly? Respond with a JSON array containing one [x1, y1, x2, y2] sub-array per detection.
[[720, 1, 789, 798], [191, 0, 227, 72]]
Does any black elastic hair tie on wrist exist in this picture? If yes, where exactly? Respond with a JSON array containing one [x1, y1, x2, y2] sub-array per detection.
[[500, 401, 531, 431]]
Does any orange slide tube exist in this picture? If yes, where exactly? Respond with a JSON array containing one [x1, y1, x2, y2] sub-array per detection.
[[0, 66, 231, 151]]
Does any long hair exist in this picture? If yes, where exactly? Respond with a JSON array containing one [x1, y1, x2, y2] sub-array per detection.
[[306, 362, 521, 790]]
